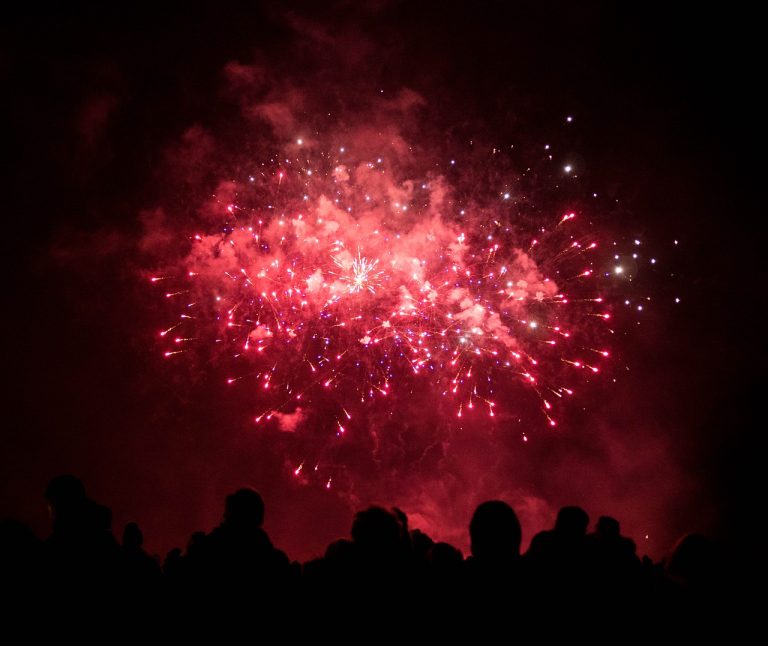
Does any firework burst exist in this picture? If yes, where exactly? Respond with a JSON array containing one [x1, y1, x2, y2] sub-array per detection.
[[151, 136, 619, 486], [333, 252, 383, 295]]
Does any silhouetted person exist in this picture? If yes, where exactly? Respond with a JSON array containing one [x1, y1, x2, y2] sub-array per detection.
[[411, 528, 435, 555], [665, 534, 725, 596], [595, 515, 620, 537], [122, 521, 143, 551], [121, 522, 161, 585], [465, 500, 524, 602], [4, 474, 732, 621], [428, 542, 463, 580], [186, 530, 207, 559], [188, 487, 290, 596], [351, 506, 402, 556], [41, 475, 120, 588], [163, 547, 184, 579], [347, 506, 411, 597], [526, 505, 590, 595], [585, 515, 642, 597], [652, 533, 731, 628], [592, 516, 638, 557], [470, 500, 522, 563], [45, 475, 86, 529], [555, 505, 590, 537], [302, 538, 356, 595]]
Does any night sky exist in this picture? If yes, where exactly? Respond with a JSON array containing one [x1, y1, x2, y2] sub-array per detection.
[[3, 2, 759, 563]]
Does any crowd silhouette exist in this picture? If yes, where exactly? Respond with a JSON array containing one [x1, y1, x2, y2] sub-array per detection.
[[0, 474, 729, 622]]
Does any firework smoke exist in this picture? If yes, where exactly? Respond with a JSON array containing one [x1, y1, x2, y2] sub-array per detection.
[[151, 100, 615, 493]]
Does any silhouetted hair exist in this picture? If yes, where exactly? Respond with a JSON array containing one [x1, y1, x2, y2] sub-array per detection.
[[123, 522, 143, 549], [44, 475, 86, 512], [666, 533, 719, 586], [596, 516, 620, 537], [470, 500, 522, 559], [351, 506, 401, 553], [555, 506, 589, 536], [224, 488, 265, 528]]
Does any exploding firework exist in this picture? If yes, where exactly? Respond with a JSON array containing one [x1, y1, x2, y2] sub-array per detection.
[[151, 133, 619, 487]]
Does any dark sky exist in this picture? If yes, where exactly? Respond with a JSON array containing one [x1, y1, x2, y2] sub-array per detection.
[[2, 1, 760, 562]]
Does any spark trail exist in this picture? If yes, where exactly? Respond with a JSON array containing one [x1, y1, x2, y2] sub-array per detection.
[[152, 138, 617, 487]]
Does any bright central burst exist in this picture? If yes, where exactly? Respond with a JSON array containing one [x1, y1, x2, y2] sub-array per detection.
[[334, 252, 383, 294]]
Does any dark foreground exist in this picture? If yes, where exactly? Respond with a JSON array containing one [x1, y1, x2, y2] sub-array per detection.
[[2, 475, 735, 630]]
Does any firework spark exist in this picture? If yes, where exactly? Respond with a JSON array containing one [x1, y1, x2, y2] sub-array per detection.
[[152, 136, 619, 486]]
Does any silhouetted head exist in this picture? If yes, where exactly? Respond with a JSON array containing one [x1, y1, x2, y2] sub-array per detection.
[[224, 488, 265, 529], [351, 506, 401, 556], [595, 516, 620, 538], [470, 500, 522, 560], [554, 506, 589, 537], [123, 522, 143, 549], [44, 475, 86, 517], [666, 534, 720, 587]]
